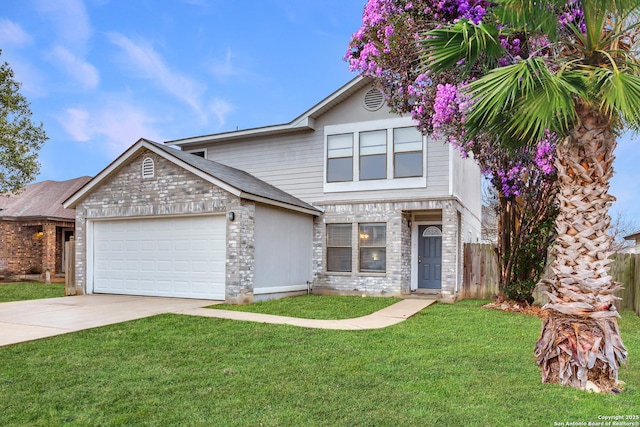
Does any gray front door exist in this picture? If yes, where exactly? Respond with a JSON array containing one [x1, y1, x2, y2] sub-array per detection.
[[418, 225, 442, 289]]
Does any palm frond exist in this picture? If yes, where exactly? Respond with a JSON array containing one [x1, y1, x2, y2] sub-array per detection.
[[593, 68, 640, 129], [492, 0, 565, 37], [422, 21, 503, 73], [464, 58, 582, 146]]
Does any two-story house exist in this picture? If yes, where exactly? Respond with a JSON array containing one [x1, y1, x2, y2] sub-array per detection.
[[64, 77, 481, 303]]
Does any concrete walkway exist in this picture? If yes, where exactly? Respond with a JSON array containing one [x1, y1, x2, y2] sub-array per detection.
[[176, 298, 435, 330], [0, 295, 435, 347]]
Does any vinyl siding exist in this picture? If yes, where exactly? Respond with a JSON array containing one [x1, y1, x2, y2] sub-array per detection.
[[253, 204, 313, 292], [195, 84, 454, 205]]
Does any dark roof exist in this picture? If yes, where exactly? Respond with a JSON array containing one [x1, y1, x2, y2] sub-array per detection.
[[624, 230, 640, 240], [0, 176, 92, 220], [146, 140, 320, 213]]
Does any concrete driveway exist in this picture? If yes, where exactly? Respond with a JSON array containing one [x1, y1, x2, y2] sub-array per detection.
[[0, 295, 220, 347]]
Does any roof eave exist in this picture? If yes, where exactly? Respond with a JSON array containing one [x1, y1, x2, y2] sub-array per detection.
[[166, 75, 367, 147]]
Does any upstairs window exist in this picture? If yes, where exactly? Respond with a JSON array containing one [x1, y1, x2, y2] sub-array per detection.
[[359, 130, 387, 180], [394, 127, 423, 178], [327, 134, 353, 182]]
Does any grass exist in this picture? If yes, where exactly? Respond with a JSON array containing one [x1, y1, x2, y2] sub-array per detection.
[[0, 282, 65, 302], [0, 299, 639, 426], [209, 294, 402, 319]]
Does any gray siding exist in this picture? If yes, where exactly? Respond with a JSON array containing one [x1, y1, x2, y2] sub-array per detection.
[[201, 84, 453, 205], [254, 204, 313, 291]]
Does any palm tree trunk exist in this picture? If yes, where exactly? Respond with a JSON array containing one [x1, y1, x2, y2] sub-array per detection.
[[535, 104, 627, 393]]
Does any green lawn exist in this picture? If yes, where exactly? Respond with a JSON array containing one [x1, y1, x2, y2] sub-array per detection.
[[0, 299, 638, 426], [0, 282, 65, 302], [210, 294, 402, 319]]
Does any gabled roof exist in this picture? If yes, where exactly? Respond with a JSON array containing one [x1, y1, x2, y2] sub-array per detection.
[[166, 75, 370, 146], [64, 139, 320, 216], [0, 176, 92, 221]]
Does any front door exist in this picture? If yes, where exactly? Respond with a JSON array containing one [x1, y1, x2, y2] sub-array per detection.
[[418, 225, 442, 289]]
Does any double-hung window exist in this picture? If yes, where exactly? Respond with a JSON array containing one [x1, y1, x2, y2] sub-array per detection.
[[327, 134, 353, 182], [326, 224, 353, 272], [359, 130, 387, 180], [394, 127, 423, 178], [359, 223, 386, 273]]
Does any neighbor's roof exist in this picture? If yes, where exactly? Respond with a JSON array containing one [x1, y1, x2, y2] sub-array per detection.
[[166, 75, 370, 146], [64, 139, 320, 216], [624, 230, 640, 240], [0, 176, 92, 221]]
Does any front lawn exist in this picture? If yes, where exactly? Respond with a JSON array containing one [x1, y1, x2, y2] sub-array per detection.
[[0, 282, 65, 303], [210, 294, 402, 319], [1, 300, 638, 426]]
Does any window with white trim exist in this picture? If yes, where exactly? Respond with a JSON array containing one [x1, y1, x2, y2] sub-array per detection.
[[142, 157, 155, 179], [394, 127, 423, 178], [324, 118, 427, 192], [327, 134, 353, 182], [359, 129, 387, 180], [327, 224, 352, 272]]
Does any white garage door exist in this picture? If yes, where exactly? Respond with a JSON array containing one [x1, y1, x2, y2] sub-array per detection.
[[92, 215, 226, 300]]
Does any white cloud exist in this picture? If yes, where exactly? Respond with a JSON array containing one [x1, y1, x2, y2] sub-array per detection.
[[0, 19, 32, 47], [210, 49, 236, 79], [48, 46, 99, 90], [35, 0, 92, 52], [106, 32, 207, 119], [58, 101, 163, 156], [209, 98, 235, 127]]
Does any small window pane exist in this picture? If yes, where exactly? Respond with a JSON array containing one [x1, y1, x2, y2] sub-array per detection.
[[328, 157, 353, 182], [359, 224, 386, 247], [359, 248, 386, 272], [394, 127, 422, 144], [360, 154, 386, 180], [360, 130, 386, 155], [328, 134, 353, 158], [395, 152, 423, 178], [327, 248, 352, 272], [327, 224, 352, 246]]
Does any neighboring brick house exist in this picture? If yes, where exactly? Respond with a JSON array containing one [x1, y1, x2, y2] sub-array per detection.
[[0, 177, 91, 279], [65, 76, 482, 303]]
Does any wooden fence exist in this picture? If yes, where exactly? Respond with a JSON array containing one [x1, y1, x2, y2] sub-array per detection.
[[463, 243, 640, 316]]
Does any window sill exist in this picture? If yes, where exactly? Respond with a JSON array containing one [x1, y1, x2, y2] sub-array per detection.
[[324, 176, 426, 193]]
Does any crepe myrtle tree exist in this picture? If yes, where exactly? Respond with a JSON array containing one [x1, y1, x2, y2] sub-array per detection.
[[0, 50, 47, 194], [345, 0, 559, 303], [423, 0, 640, 392]]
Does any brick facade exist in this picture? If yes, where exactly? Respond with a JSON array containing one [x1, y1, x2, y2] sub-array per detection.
[[0, 219, 75, 277], [73, 149, 256, 304], [311, 198, 463, 301]]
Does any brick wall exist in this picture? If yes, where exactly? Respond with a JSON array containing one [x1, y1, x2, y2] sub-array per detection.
[[73, 149, 255, 303], [312, 198, 463, 300]]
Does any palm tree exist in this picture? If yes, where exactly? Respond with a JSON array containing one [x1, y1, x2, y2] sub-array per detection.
[[424, 0, 640, 392]]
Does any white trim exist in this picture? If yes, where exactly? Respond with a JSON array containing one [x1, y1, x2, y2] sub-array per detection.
[[86, 219, 95, 295], [448, 143, 454, 196], [64, 139, 318, 216], [167, 77, 366, 147], [323, 117, 427, 194], [253, 285, 309, 295]]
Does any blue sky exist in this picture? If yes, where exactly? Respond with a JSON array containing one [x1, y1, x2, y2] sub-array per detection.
[[1, 0, 639, 225]]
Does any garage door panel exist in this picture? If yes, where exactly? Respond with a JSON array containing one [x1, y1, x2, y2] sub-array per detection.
[[92, 216, 226, 300]]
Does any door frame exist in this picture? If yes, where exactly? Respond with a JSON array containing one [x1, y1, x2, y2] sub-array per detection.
[[410, 220, 442, 291]]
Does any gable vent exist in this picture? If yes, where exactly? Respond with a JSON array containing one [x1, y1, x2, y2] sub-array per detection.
[[142, 157, 155, 179], [363, 87, 385, 111]]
